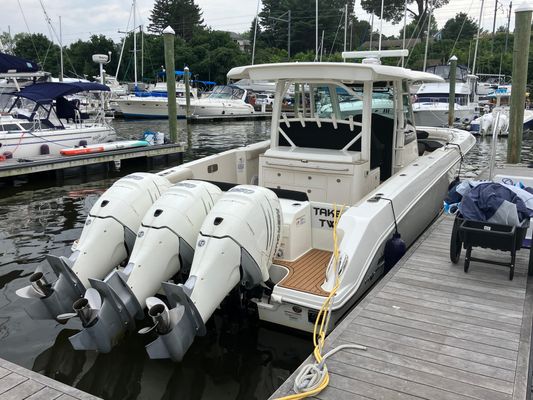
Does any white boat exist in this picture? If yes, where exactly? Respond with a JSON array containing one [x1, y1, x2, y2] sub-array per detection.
[[412, 64, 479, 128], [115, 84, 255, 119], [0, 82, 116, 158], [190, 84, 255, 117], [113, 81, 198, 119], [471, 85, 533, 135], [17, 60, 475, 361]]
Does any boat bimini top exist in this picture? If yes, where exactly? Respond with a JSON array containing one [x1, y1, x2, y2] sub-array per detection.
[[7, 82, 109, 129]]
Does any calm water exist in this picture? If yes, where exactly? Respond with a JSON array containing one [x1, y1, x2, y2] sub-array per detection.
[[0, 120, 531, 400]]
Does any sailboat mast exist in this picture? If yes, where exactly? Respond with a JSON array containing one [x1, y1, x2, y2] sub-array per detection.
[[59, 16, 64, 82], [251, 0, 259, 65], [472, 0, 485, 76], [423, 0, 434, 71], [402, 0, 407, 67], [378, 0, 384, 51], [133, 0, 138, 88], [343, 3, 348, 56], [315, 0, 319, 61]]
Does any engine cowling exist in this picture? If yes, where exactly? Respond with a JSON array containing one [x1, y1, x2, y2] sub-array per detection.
[[145, 185, 282, 361], [16, 172, 172, 320], [67, 180, 222, 353]]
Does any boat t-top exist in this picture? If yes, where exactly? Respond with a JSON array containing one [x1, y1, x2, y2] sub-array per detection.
[[1, 81, 116, 158], [17, 58, 475, 362]]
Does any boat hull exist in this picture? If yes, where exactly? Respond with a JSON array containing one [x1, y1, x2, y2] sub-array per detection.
[[0, 126, 116, 159], [257, 128, 474, 333], [115, 98, 188, 119], [413, 104, 477, 127]]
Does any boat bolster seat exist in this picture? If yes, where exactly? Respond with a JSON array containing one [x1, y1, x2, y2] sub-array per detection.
[[418, 139, 444, 156]]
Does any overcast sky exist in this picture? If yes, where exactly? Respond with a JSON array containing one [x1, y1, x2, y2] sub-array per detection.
[[0, 0, 519, 46]]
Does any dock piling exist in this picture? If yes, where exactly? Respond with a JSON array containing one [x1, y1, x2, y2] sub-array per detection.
[[448, 55, 457, 128], [163, 26, 178, 143], [184, 66, 191, 119], [507, 2, 532, 163]]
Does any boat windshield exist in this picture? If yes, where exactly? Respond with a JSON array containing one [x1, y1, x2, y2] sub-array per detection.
[[207, 85, 245, 100], [318, 87, 394, 119], [425, 65, 469, 81]]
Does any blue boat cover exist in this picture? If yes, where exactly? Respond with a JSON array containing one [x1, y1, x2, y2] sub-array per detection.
[[460, 182, 533, 226], [14, 82, 110, 104], [156, 70, 190, 77], [0, 52, 39, 73]]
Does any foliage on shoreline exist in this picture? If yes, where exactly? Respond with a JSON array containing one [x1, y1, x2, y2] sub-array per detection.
[[1, 0, 531, 86]]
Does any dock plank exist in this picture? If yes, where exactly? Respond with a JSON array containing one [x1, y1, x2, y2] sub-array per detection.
[[0, 379, 44, 400], [270, 210, 533, 400], [25, 387, 63, 400], [0, 358, 101, 400], [0, 374, 27, 396]]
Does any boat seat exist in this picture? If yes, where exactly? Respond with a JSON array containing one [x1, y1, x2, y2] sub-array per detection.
[[416, 130, 430, 139], [418, 139, 444, 156], [278, 114, 393, 180]]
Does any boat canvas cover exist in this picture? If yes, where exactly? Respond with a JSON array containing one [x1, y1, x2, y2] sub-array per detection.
[[460, 182, 533, 226], [13, 82, 110, 104], [0, 52, 39, 73]]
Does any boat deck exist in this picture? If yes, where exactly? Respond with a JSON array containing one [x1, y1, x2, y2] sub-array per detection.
[[0, 357, 101, 400], [275, 249, 331, 296], [271, 213, 533, 399]]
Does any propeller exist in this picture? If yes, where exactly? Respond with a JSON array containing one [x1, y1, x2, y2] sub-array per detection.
[[55, 288, 102, 326], [15, 268, 52, 299], [139, 297, 171, 335]]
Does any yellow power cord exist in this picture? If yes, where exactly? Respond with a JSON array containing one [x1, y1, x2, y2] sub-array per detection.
[[275, 204, 363, 400]]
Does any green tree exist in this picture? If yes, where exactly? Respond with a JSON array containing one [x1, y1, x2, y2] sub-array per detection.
[[0, 32, 16, 53], [66, 35, 118, 79], [13, 33, 60, 76], [148, 0, 204, 41], [259, 0, 351, 55], [441, 12, 478, 41], [349, 18, 372, 50], [399, 14, 438, 43], [361, 0, 449, 24]]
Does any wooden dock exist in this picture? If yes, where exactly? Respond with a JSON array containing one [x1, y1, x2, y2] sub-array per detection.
[[0, 143, 184, 179], [271, 214, 533, 399], [0, 357, 101, 400]]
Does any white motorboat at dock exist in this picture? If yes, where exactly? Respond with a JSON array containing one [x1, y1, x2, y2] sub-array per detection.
[[412, 64, 479, 129], [16, 57, 475, 362], [0, 82, 116, 159]]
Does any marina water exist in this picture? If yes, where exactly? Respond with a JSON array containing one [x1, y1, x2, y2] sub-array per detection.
[[0, 119, 531, 400]]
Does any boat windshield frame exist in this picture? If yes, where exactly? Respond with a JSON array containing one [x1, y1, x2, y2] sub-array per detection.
[[207, 85, 245, 100]]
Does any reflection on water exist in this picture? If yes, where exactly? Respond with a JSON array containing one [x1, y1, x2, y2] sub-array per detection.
[[0, 120, 531, 400]]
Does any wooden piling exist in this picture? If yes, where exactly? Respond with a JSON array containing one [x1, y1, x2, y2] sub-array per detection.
[[163, 26, 178, 143], [448, 55, 457, 128], [507, 3, 532, 164], [184, 66, 191, 119]]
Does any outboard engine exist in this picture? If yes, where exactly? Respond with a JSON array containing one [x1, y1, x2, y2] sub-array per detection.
[[66, 181, 222, 352], [16, 173, 172, 320], [144, 185, 282, 361]]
